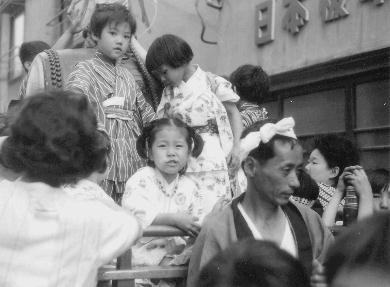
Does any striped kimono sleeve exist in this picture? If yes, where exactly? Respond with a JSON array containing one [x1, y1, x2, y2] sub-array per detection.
[[134, 83, 156, 128], [66, 63, 107, 133]]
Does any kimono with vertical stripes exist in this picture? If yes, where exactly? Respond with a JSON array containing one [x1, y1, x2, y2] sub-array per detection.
[[66, 52, 156, 189]]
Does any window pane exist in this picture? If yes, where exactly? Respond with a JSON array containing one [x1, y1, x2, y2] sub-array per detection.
[[283, 89, 345, 136], [356, 80, 390, 128], [262, 101, 279, 119]]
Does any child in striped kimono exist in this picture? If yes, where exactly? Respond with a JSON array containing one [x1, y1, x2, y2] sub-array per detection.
[[66, 3, 155, 202]]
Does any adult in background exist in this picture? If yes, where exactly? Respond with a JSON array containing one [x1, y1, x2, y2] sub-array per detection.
[[230, 64, 270, 128], [187, 118, 334, 287]]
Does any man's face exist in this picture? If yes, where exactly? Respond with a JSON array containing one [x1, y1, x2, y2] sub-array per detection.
[[250, 140, 303, 206]]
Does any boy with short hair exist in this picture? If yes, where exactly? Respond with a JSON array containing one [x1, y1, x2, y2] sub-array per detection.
[[66, 3, 155, 202]]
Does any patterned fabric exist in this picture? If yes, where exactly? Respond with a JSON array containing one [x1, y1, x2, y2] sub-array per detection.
[[0, 179, 140, 287], [156, 66, 234, 201], [291, 196, 316, 207], [66, 52, 156, 195], [317, 183, 336, 209], [121, 166, 205, 278], [122, 167, 205, 229], [238, 101, 268, 128]]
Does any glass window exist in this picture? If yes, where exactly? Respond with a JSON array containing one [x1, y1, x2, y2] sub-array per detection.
[[283, 89, 345, 136], [262, 101, 279, 119], [356, 80, 390, 128]]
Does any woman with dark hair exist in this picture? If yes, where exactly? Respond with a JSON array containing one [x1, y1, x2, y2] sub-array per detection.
[[198, 239, 310, 287], [305, 134, 373, 225], [0, 90, 141, 287], [230, 64, 270, 128]]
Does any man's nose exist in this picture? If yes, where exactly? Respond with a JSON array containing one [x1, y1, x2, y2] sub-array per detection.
[[289, 172, 300, 189]]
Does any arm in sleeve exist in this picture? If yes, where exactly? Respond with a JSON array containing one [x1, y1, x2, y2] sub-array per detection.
[[208, 73, 240, 103], [66, 64, 107, 132], [135, 84, 156, 127], [97, 203, 142, 264], [121, 171, 159, 229]]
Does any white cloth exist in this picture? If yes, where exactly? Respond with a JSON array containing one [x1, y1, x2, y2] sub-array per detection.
[[121, 167, 206, 267], [237, 202, 298, 258], [239, 117, 297, 161], [122, 167, 206, 228], [0, 179, 141, 287]]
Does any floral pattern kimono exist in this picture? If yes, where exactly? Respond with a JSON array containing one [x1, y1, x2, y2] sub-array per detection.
[[157, 66, 234, 204], [122, 166, 205, 286], [66, 52, 156, 201]]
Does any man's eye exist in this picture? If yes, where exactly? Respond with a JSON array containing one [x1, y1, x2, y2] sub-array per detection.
[[124, 35, 130, 39]]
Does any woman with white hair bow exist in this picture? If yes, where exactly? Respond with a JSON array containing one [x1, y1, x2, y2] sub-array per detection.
[[187, 118, 334, 287]]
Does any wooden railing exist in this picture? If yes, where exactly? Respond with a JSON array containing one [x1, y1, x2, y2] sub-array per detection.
[[98, 224, 346, 286], [98, 225, 187, 287]]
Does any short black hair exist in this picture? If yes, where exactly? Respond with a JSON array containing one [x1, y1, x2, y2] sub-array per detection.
[[0, 90, 109, 187], [230, 64, 270, 105], [145, 34, 193, 73], [90, 3, 136, 38], [367, 168, 389, 195], [243, 120, 298, 165], [198, 239, 310, 287], [136, 117, 203, 172], [19, 41, 50, 64], [313, 134, 360, 183], [324, 212, 390, 285]]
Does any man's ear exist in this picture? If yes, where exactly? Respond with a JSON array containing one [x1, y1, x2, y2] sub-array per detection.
[[243, 156, 257, 178], [329, 166, 340, 180]]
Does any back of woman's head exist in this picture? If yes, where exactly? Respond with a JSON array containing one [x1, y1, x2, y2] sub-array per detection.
[[0, 90, 108, 187], [325, 212, 390, 285], [230, 64, 270, 105], [314, 134, 359, 181], [198, 239, 310, 287]]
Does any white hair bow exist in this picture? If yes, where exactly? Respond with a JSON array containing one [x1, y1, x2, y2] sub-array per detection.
[[239, 117, 297, 161]]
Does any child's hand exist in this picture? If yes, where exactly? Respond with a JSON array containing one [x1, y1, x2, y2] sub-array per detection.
[[173, 213, 201, 238]]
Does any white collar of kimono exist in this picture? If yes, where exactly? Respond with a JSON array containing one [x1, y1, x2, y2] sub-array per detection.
[[240, 117, 297, 161], [177, 64, 205, 93]]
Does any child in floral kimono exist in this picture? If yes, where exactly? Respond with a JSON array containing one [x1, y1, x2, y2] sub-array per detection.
[[145, 34, 242, 202], [122, 118, 209, 286], [66, 3, 155, 202]]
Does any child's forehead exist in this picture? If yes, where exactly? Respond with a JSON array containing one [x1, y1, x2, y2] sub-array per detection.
[[155, 125, 188, 138], [105, 20, 130, 31]]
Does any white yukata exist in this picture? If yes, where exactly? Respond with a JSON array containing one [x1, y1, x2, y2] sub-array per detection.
[[0, 179, 140, 287], [121, 167, 207, 265], [157, 66, 238, 209]]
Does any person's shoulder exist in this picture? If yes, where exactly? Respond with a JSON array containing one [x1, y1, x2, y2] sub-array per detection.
[[126, 166, 155, 184], [202, 204, 233, 230]]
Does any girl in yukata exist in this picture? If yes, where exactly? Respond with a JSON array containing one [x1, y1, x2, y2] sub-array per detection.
[[66, 3, 155, 203], [145, 34, 242, 203], [122, 118, 210, 286]]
